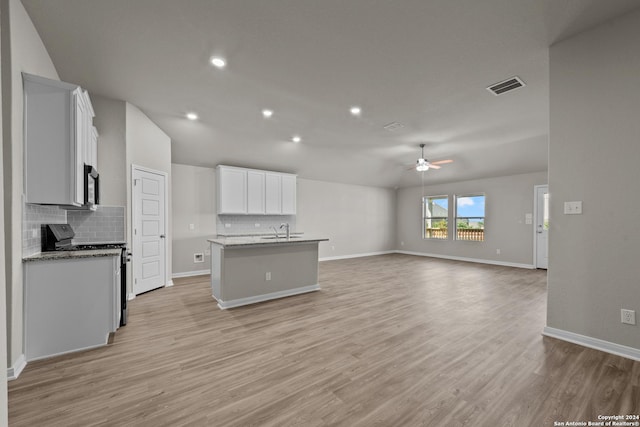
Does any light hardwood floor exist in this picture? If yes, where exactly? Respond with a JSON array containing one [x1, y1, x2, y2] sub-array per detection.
[[9, 254, 640, 426]]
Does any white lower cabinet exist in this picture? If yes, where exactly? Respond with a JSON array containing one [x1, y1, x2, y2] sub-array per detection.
[[24, 255, 120, 361]]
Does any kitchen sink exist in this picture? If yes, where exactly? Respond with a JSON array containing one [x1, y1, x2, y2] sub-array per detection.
[[260, 235, 302, 240]]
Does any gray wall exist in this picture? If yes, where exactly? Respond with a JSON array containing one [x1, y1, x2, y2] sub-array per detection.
[[170, 165, 398, 275], [2, 0, 59, 371], [0, 1, 9, 419], [547, 9, 640, 348], [92, 95, 126, 206], [172, 164, 216, 275], [396, 171, 547, 266], [126, 103, 172, 286], [296, 178, 396, 259]]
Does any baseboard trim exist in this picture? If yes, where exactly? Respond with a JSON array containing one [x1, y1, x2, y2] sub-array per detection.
[[128, 293, 136, 301], [172, 269, 211, 279], [27, 341, 110, 363], [543, 326, 640, 361], [214, 284, 321, 309], [319, 251, 395, 262], [165, 280, 174, 287], [395, 250, 535, 269], [7, 354, 26, 381]]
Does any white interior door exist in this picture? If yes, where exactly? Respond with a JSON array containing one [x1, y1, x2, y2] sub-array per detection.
[[133, 167, 166, 294], [535, 185, 549, 269]]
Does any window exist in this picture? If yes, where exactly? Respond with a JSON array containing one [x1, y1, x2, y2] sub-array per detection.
[[423, 195, 448, 239], [455, 194, 485, 241]]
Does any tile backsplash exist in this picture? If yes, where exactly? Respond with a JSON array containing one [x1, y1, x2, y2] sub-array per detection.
[[22, 204, 126, 257], [216, 215, 297, 236], [23, 204, 66, 257], [68, 206, 126, 244]]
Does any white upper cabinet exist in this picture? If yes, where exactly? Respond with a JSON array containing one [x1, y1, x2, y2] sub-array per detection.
[[217, 166, 247, 214], [281, 174, 297, 215], [217, 166, 296, 215], [23, 73, 96, 207], [246, 170, 265, 214], [264, 173, 282, 214]]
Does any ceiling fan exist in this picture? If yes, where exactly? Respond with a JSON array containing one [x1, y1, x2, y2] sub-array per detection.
[[409, 143, 453, 172]]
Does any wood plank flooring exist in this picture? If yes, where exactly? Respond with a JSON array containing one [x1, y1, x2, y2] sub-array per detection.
[[8, 254, 640, 426]]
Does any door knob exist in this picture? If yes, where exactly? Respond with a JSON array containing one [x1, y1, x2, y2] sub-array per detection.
[[160, 234, 166, 239]]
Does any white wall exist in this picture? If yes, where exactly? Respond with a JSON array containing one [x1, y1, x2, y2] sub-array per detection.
[[126, 103, 172, 286], [171, 164, 216, 275], [396, 171, 547, 267], [546, 9, 640, 350], [297, 178, 396, 260], [2, 0, 58, 374]]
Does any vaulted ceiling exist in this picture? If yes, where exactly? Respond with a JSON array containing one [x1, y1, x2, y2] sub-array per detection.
[[21, 0, 640, 188]]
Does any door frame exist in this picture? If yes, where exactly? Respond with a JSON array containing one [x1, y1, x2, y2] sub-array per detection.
[[533, 184, 548, 269], [131, 164, 169, 295]]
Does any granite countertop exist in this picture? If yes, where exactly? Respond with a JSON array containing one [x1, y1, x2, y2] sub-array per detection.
[[208, 235, 329, 248], [215, 231, 305, 237], [23, 248, 122, 262]]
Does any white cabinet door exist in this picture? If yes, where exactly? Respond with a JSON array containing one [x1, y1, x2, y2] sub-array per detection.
[[247, 170, 266, 214], [24, 73, 96, 207], [218, 167, 247, 214], [24, 256, 117, 361], [265, 173, 282, 214], [281, 174, 297, 214], [91, 126, 98, 169], [73, 89, 86, 205]]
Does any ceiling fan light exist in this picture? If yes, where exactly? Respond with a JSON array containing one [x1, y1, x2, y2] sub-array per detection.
[[416, 164, 429, 172]]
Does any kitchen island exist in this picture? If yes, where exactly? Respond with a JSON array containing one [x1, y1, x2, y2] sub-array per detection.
[[208, 235, 329, 309]]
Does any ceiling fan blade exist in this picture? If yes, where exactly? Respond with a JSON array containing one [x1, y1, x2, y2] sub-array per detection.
[[430, 159, 453, 165], [428, 164, 441, 169]]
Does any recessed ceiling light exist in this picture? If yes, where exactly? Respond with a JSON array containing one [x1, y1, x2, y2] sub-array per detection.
[[291, 135, 302, 143], [350, 106, 362, 116], [262, 109, 273, 118], [210, 56, 226, 69], [186, 112, 198, 120]]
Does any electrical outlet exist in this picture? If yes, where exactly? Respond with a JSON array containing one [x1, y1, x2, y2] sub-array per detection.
[[225, 223, 231, 228], [496, 249, 501, 255], [265, 272, 271, 281], [400, 241, 405, 246], [194, 253, 204, 263], [189, 223, 195, 230], [32, 229, 38, 238], [564, 201, 583, 215], [621, 309, 636, 325], [255, 223, 260, 228]]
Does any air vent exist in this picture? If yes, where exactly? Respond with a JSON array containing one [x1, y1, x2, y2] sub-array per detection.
[[383, 121, 404, 132], [487, 76, 525, 96]]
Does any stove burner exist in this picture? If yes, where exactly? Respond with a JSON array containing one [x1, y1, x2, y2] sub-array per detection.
[[59, 243, 126, 251]]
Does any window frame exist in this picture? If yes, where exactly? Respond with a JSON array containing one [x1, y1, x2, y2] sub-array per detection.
[[422, 195, 449, 240], [454, 193, 486, 242]]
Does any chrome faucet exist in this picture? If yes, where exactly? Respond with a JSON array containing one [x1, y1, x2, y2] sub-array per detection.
[[270, 226, 279, 239], [279, 223, 290, 239]]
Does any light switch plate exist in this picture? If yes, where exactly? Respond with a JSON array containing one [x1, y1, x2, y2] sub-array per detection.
[[564, 201, 583, 215], [525, 213, 533, 224]]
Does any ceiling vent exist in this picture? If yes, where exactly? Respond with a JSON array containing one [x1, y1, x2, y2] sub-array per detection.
[[487, 76, 525, 96], [383, 121, 405, 132]]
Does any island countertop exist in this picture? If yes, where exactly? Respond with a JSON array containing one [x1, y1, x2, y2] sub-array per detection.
[[208, 235, 329, 248]]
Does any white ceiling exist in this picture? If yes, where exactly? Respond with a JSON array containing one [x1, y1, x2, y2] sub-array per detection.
[[21, 0, 640, 188]]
